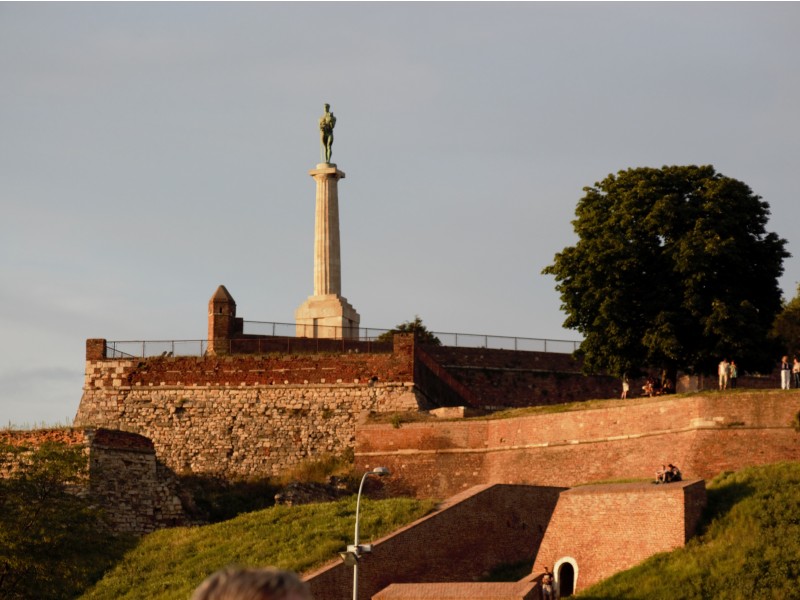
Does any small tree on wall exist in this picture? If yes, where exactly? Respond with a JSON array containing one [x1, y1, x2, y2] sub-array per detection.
[[376, 316, 441, 346]]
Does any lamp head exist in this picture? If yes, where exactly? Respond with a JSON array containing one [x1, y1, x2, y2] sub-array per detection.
[[372, 466, 390, 477]]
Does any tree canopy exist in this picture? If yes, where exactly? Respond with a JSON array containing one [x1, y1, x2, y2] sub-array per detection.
[[543, 165, 789, 377], [772, 284, 800, 358], [0, 441, 132, 599]]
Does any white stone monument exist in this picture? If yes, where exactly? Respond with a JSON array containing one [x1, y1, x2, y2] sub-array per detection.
[[295, 105, 360, 339]]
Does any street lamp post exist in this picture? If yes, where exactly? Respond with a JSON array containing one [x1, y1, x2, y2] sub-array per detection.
[[339, 466, 390, 600]]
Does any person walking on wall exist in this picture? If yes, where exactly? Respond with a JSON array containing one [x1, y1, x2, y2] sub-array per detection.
[[718, 358, 731, 390], [793, 357, 800, 389], [781, 356, 791, 390], [729, 360, 738, 389], [621, 375, 629, 399]]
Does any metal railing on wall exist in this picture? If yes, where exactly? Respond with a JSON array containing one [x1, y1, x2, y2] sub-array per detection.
[[104, 321, 581, 359]]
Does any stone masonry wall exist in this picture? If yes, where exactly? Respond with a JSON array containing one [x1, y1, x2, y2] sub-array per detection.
[[77, 381, 422, 477], [357, 391, 800, 498], [75, 335, 424, 477], [0, 428, 186, 534]]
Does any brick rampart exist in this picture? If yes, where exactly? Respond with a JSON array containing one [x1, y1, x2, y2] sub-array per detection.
[[0, 428, 186, 534], [422, 346, 619, 409], [532, 480, 707, 593], [356, 392, 800, 498], [304, 484, 562, 600]]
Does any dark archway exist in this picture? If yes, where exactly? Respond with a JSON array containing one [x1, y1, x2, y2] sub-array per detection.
[[558, 562, 575, 597]]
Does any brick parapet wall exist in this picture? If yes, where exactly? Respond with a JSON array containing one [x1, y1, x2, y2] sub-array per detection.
[[356, 392, 800, 497], [422, 346, 620, 408], [532, 480, 706, 593], [304, 484, 562, 600], [373, 581, 538, 599], [0, 428, 186, 534], [80, 353, 415, 390]]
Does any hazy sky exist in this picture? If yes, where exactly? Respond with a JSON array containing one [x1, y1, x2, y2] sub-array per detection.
[[2, 2, 799, 426]]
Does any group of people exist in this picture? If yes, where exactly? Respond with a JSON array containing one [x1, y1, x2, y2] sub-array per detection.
[[780, 356, 800, 390], [717, 358, 739, 390], [654, 464, 682, 484], [621, 376, 674, 399]]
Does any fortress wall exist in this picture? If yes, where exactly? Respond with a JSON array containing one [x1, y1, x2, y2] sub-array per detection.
[[422, 346, 619, 408], [304, 484, 562, 600], [0, 428, 186, 534], [75, 336, 425, 477], [77, 379, 424, 478], [357, 392, 800, 497], [531, 480, 707, 592]]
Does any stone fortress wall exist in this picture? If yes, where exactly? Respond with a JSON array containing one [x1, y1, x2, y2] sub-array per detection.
[[74, 335, 425, 478], [0, 428, 185, 535]]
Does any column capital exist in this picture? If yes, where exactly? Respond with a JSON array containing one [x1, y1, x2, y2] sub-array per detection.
[[309, 164, 345, 179]]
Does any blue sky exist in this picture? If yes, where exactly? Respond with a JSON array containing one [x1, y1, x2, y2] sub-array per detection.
[[2, 2, 799, 426]]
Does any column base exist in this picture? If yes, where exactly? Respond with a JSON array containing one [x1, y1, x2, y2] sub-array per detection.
[[295, 294, 361, 339]]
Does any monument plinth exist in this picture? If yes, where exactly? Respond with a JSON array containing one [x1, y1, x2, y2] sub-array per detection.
[[295, 105, 360, 339]]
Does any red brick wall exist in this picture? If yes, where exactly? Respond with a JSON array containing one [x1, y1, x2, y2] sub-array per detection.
[[532, 480, 706, 592], [304, 484, 562, 600], [91, 352, 413, 388], [356, 392, 800, 498], [421, 346, 620, 408]]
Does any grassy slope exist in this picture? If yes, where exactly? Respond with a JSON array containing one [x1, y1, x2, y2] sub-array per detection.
[[80, 496, 437, 600], [578, 462, 800, 599]]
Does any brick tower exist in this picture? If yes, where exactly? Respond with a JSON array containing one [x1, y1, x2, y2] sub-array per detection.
[[208, 285, 240, 355]]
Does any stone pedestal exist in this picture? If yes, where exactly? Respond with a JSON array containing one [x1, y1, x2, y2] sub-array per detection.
[[295, 294, 360, 339], [295, 163, 361, 339]]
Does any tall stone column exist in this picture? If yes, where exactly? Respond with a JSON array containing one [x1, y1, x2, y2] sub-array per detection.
[[295, 163, 360, 339], [312, 165, 343, 296]]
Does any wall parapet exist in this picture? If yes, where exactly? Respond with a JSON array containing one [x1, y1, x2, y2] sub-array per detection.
[[357, 392, 800, 497]]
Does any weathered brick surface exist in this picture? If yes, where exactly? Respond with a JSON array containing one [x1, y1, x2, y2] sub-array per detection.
[[421, 346, 620, 408], [357, 392, 800, 498], [304, 484, 561, 600], [0, 428, 186, 534], [373, 581, 538, 600], [532, 480, 706, 593]]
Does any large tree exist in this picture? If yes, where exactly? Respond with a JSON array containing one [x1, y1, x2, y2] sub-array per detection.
[[772, 284, 800, 358], [543, 165, 789, 377]]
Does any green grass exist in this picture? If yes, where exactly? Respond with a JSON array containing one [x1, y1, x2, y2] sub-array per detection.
[[79, 496, 437, 600], [577, 462, 800, 599]]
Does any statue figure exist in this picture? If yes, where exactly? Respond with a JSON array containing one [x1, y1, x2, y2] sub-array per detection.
[[319, 103, 336, 163]]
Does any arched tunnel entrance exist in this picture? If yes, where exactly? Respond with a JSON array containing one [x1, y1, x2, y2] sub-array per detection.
[[556, 560, 576, 597]]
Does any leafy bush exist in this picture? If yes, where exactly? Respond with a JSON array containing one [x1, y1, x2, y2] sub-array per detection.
[[0, 442, 134, 599]]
